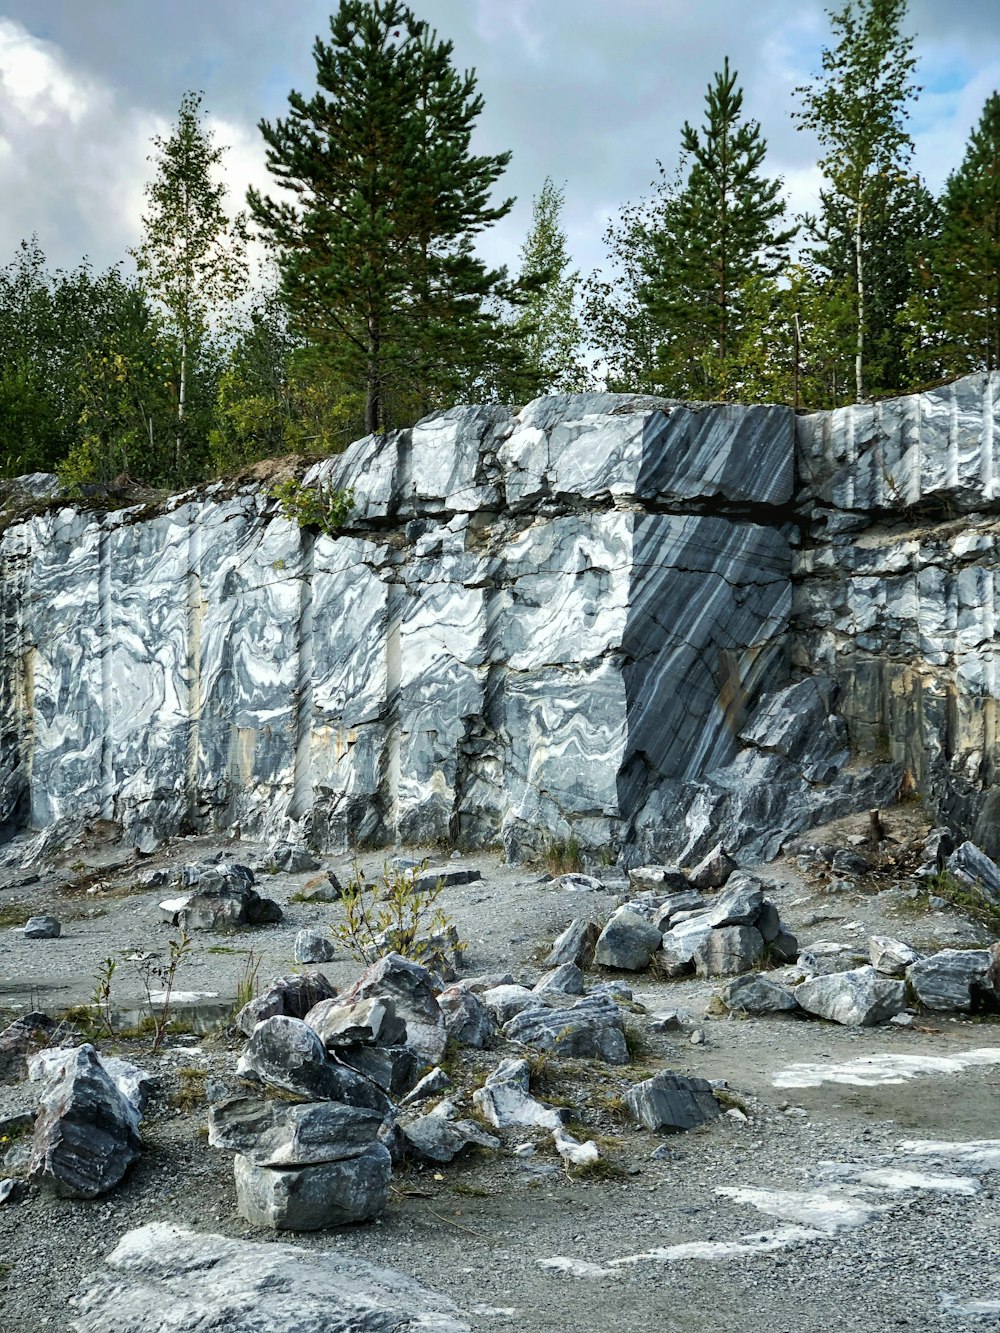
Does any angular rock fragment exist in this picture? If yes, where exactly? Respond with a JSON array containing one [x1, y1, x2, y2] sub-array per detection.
[[234, 1142, 391, 1230], [23, 915, 60, 939], [71, 1222, 470, 1331], [265, 841, 321, 874], [29, 1045, 142, 1198], [0, 1013, 56, 1084], [868, 935, 923, 977], [338, 953, 446, 1063], [305, 997, 406, 1050], [947, 842, 1000, 902], [551, 872, 604, 893], [411, 865, 481, 893], [719, 974, 799, 1014], [437, 985, 498, 1048], [503, 995, 628, 1064], [694, 925, 765, 977], [656, 916, 715, 977], [236, 973, 337, 1037], [688, 843, 737, 890], [628, 865, 690, 893], [402, 1100, 500, 1163], [481, 984, 537, 1025], [543, 918, 600, 969], [294, 929, 336, 965], [209, 1097, 383, 1166], [473, 1058, 566, 1131], [907, 949, 993, 1012], [533, 963, 585, 996], [337, 1045, 419, 1098], [795, 966, 905, 1026], [238, 1017, 388, 1110], [594, 909, 662, 971], [296, 871, 343, 902], [653, 892, 706, 932], [624, 1072, 720, 1132], [399, 1066, 451, 1107], [705, 875, 764, 927]]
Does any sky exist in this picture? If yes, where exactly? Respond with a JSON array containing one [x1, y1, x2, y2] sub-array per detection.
[[0, 0, 998, 285]]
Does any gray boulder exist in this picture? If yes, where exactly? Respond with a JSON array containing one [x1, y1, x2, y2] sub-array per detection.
[[770, 928, 800, 964], [947, 842, 1000, 902], [208, 1097, 384, 1166], [293, 929, 336, 965], [0, 1013, 56, 1084], [688, 844, 737, 890], [234, 1143, 391, 1230], [795, 966, 906, 1026], [472, 1058, 566, 1132], [266, 841, 321, 873], [29, 1045, 142, 1198], [411, 865, 482, 893], [238, 1017, 388, 1111], [503, 995, 628, 1064], [23, 915, 60, 939], [402, 1100, 500, 1163], [338, 953, 446, 1063], [624, 1072, 720, 1132], [907, 949, 993, 1011], [481, 984, 537, 1025], [534, 963, 585, 996], [705, 875, 764, 927], [236, 972, 337, 1037], [543, 918, 600, 969], [869, 935, 923, 977], [628, 865, 690, 893], [295, 871, 343, 903], [399, 1067, 452, 1107], [653, 891, 706, 932], [693, 925, 765, 977], [70, 1223, 469, 1331], [719, 973, 799, 1014], [437, 985, 498, 1048], [593, 909, 662, 971], [656, 916, 715, 977], [337, 1044, 420, 1098], [304, 996, 406, 1050]]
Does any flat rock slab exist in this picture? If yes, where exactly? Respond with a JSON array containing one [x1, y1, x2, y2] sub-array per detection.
[[720, 973, 799, 1014], [71, 1222, 470, 1331], [208, 1097, 384, 1166], [795, 965, 906, 1027], [234, 1143, 391, 1230], [503, 995, 629, 1064]]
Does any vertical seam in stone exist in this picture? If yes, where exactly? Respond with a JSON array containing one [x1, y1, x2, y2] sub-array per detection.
[[185, 508, 203, 826], [983, 371, 996, 502], [289, 529, 314, 821], [98, 525, 114, 820], [845, 406, 856, 510], [948, 380, 960, 490], [385, 581, 403, 840]]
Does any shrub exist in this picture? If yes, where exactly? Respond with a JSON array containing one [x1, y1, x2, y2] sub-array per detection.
[[271, 477, 354, 535]]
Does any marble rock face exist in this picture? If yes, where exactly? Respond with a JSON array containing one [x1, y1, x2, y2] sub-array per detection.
[[2, 378, 1000, 863]]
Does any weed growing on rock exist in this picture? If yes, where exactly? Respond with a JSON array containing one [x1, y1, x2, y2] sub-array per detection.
[[271, 478, 354, 535]]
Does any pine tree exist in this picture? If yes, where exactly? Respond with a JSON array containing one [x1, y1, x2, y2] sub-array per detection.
[[131, 91, 248, 479], [794, 0, 921, 401], [511, 179, 585, 393], [932, 93, 1000, 373], [249, 0, 516, 436], [639, 59, 796, 400]]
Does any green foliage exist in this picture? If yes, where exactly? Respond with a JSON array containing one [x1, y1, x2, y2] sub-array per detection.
[[131, 930, 193, 1052], [271, 477, 355, 534], [172, 1066, 209, 1112], [90, 956, 117, 1040], [250, 0, 519, 435], [510, 178, 587, 393], [332, 861, 462, 966], [543, 837, 583, 876], [235, 948, 263, 1013]]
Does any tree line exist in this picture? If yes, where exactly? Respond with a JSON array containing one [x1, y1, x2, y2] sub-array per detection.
[[1, 0, 998, 490]]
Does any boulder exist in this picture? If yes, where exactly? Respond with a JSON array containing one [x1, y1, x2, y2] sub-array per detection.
[[481, 984, 537, 1025], [402, 1100, 500, 1163], [869, 935, 923, 977], [337, 1045, 420, 1098], [719, 974, 799, 1014], [543, 918, 600, 969], [472, 1058, 566, 1132], [628, 865, 690, 893], [756, 901, 781, 943], [503, 995, 628, 1064], [653, 891, 706, 932], [411, 865, 482, 893], [265, 841, 321, 873], [296, 871, 343, 903], [338, 953, 446, 1063], [28, 1050, 153, 1116], [399, 1066, 452, 1107], [28, 1045, 141, 1198], [624, 1072, 720, 1133], [70, 1223, 469, 1332], [208, 1097, 383, 1166], [795, 966, 906, 1026], [947, 842, 1000, 902], [693, 925, 765, 977], [705, 875, 764, 927], [770, 928, 799, 964], [907, 949, 993, 1011], [0, 1013, 56, 1084], [593, 909, 662, 971], [656, 916, 715, 977], [304, 997, 406, 1050], [23, 915, 60, 939], [533, 963, 585, 996], [551, 873, 604, 893], [688, 843, 737, 890], [234, 1143, 391, 1230], [238, 1017, 388, 1111], [293, 929, 336, 965], [437, 985, 498, 1048], [236, 973, 337, 1037]]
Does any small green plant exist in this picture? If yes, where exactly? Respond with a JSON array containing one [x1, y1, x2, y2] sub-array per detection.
[[623, 1021, 651, 1061], [235, 948, 263, 1012], [0, 903, 31, 929], [926, 867, 1000, 931], [333, 861, 464, 967], [271, 478, 355, 536], [544, 837, 583, 877], [132, 931, 192, 1052], [90, 956, 117, 1039]]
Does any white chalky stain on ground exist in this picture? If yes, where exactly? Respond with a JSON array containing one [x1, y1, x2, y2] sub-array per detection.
[[772, 1048, 1000, 1088], [715, 1185, 899, 1233], [816, 1163, 981, 1194], [537, 1257, 619, 1279], [939, 1293, 1000, 1317], [898, 1139, 1000, 1169], [610, 1227, 825, 1266]]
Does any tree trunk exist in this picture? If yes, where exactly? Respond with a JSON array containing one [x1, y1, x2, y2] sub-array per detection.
[[176, 329, 187, 476], [365, 313, 381, 436], [854, 196, 865, 402]]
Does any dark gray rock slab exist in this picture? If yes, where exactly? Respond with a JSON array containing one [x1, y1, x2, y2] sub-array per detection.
[[624, 1072, 720, 1132], [208, 1097, 384, 1166], [437, 985, 498, 1048], [402, 1101, 500, 1163], [795, 966, 906, 1026], [293, 929, 336, 965], [694, 925, 765, 977], [503, 995, 628, 1064], [337, 1044, 420, 1098], [234, 1142, 391, 1230], [947, 842, 1000, 902], [23, 915, 60, 939], [688, 844, 737, 890], [543, 918, 600, 969], [593, 909, 662, 971], [907, 949, 993, 1011], [705, 875, 764, 927], [238, 1017, 388, 1111], [338, 953, 446, 1063], [304, 996, 406, 1050], [533, 963, 585, 996], [236, 973, 337, 1037], [720, 973, 799, 1013], [28, 1045, 142, 1198]]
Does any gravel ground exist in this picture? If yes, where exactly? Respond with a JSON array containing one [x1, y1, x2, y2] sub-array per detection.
[[2, 810, 999, 1332]]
